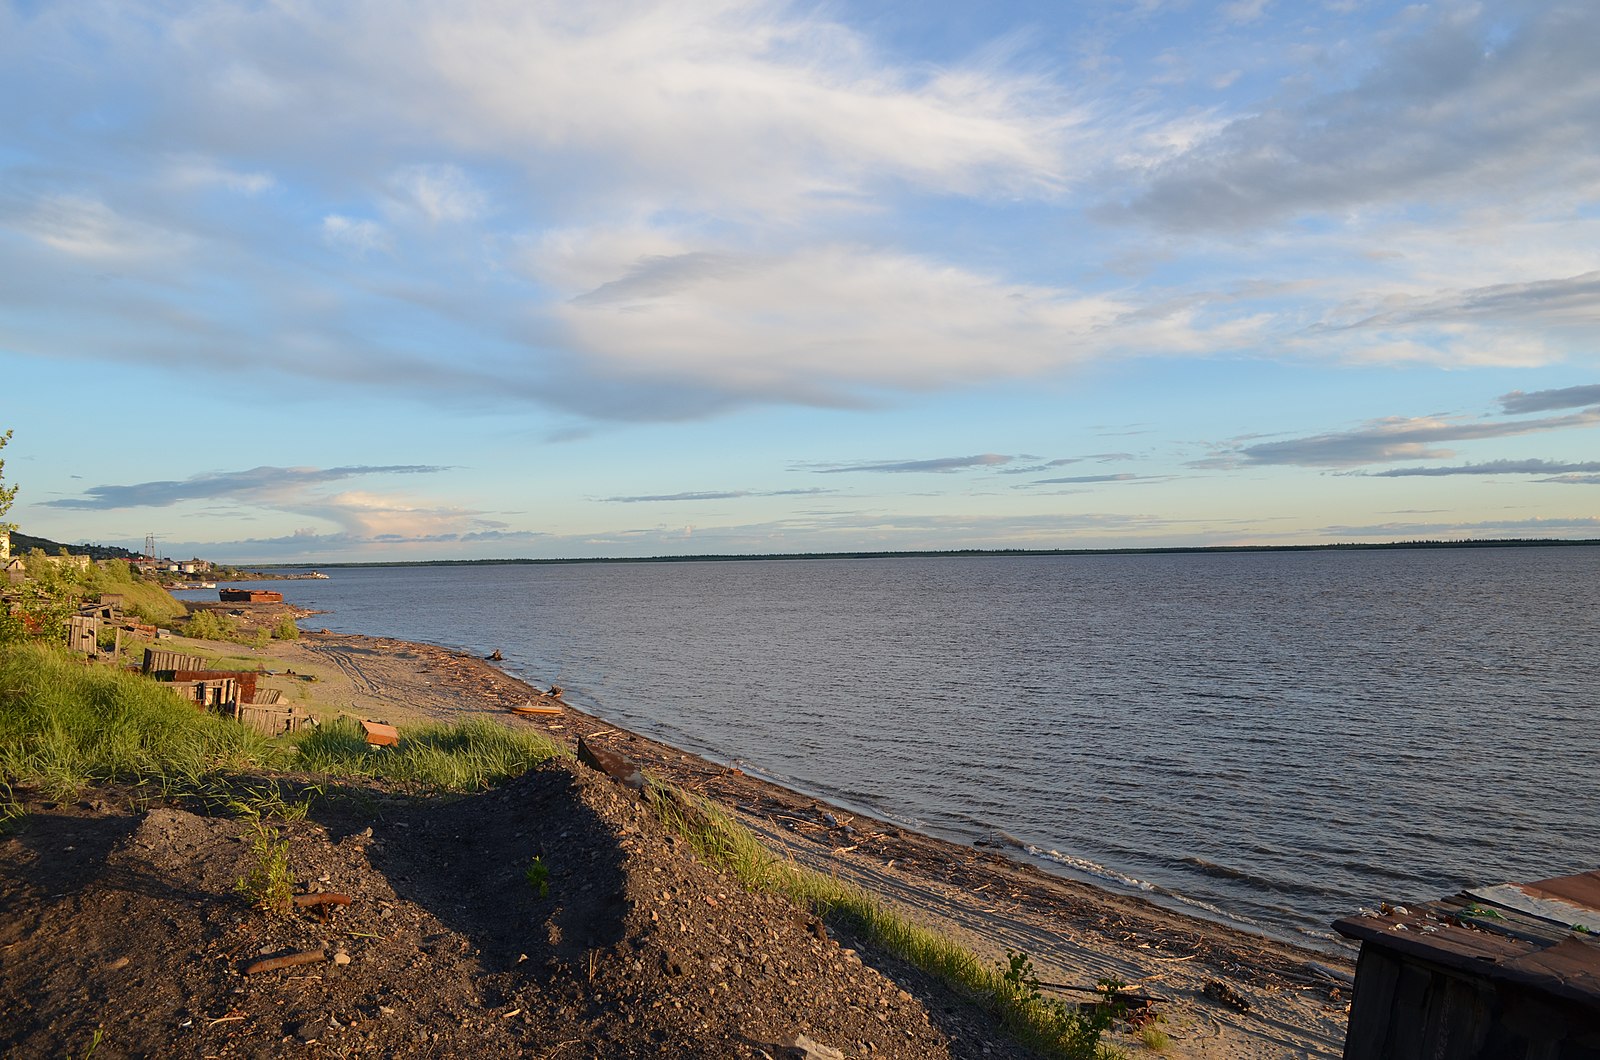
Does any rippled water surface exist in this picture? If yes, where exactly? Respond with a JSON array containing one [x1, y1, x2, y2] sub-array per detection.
[[246, 547, 1600, 946]]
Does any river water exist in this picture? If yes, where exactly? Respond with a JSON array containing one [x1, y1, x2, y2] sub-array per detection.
[[210, 547, 1600, 948]]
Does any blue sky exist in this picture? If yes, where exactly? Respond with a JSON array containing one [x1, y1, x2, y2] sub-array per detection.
[[2, 0, 1597, 562]]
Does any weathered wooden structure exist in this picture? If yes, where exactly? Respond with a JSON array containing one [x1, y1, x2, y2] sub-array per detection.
[[167, 676, 241, 709], [67, 615, 101, 654], [143, 648, 208, 675], [234, 701, 314, 737], [170, 669, 260, 703], [140, 648, 313, 736], [1335, 870, 1600, 1060]]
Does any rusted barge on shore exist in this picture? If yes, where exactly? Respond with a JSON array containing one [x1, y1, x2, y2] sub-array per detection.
[[219, 588, 284, 603]]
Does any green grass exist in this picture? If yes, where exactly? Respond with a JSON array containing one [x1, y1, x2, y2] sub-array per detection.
[[0, 642, 279, 797], [293, 715, 564, 790], [647, 786, 1123, 1059], [235, 821, 296, 914], [525, 855, 551, 897], [182, 609, 293, 647], [0, 644, 563, 802], [1137, 1023, 1171, 1053]]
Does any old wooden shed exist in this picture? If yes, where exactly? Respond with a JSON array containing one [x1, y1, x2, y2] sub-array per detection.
[[1334, 869, 1600, 1060]]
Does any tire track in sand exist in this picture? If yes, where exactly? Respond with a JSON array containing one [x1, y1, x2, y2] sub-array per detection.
[[300, 641, 383, 697]]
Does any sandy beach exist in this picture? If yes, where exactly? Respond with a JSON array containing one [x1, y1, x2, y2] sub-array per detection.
[[244, 625, 1354, 1058]]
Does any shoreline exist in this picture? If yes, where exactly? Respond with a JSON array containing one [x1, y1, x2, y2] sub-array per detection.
[[492, 660, 1345, 960], [249, 625, 1353, 1058]]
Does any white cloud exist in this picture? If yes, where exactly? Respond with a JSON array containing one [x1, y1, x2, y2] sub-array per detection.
[[1221, 0, 1272, 26], [387, 164, 486, 224], [321, 215, 390, 255], [409, 2, 1078, 211], [17, 195, 184, 260], [557, 244, 1111, 392], [165, 156, 276, 195], [300, 490, 490, 541], [54, 0, 1082, 222], [1, 0, 1595, 426], [534, 238, 1274, 405]]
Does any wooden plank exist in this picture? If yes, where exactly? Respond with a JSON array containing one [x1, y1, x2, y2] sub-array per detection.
[[142, 648, 207, 674], [1502, 938, 1600, 1005], [1417, 968, 1491, 1060], [1386, 960, 1433, 1059], [1343, 946, 1401, 1059], [67, 615, 100, 653], [234, 704, 313, 737]]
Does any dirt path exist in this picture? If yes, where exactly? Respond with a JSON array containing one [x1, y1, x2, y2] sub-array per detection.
[[242, 629, 1353, 1058]]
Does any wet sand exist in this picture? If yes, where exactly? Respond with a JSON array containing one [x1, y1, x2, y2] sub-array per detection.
[[239, 627, 1354, 1058]]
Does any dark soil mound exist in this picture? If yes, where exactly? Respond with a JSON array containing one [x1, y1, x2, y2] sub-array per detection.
[[1, 762, 1029, 1058]]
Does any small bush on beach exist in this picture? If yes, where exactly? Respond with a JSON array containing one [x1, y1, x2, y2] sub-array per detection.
[[271, 616, 300, 641], [235, 822, 295, 915], [525, 855, 551, 897], [1137, 1022, 1171, 1053], [294, 716, 563, 791], [183, 609, 238, 642]]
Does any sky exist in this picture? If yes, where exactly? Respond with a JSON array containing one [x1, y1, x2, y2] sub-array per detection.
[[1, 0, 1598, 562]]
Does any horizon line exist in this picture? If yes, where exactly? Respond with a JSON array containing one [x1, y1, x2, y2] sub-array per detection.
[[242, 536, 1600, 568]]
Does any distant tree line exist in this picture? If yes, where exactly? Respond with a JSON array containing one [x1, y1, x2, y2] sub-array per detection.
[[253, 536, 1600, 570]]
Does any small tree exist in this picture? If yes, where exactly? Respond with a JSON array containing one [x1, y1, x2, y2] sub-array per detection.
[[0, 429, 16, 533]]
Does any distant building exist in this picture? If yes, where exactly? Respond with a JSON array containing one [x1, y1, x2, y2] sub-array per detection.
[[0, 529, 9, 560]]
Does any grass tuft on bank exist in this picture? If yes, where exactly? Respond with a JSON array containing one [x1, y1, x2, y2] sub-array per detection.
[[649, 787, 1123, 1059], [294, 715, 564, 790]]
